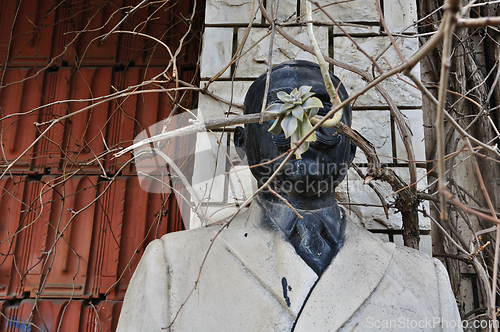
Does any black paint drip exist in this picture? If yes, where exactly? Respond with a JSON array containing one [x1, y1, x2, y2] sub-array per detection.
[[281, 277, 291, 307]]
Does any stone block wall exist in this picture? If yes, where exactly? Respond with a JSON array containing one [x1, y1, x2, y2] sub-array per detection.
[[192, 0, 431, 254]]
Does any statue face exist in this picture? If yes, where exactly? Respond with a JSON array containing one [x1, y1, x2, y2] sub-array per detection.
[[237, 60, 356, 198]]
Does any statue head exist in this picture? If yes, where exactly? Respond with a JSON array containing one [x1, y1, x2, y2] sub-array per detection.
[[234, 60, 356, 202]]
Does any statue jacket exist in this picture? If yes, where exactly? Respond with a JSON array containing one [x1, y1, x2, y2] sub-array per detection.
[[117, 199, 462, 331]]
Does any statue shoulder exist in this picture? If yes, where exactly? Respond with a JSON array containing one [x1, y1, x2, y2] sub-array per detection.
[[392, 243, 441, 275], [391, 242, 456, 300]]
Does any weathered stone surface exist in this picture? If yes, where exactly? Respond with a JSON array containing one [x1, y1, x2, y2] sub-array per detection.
[[352, 110, 393, 164], [193, 11, 427, 254], [304, 0, 380, 24], [395, 109, 426, 164], [118, 207, 461, 332], [206, 0, 260, 24], [334, 24, 380, 35], [227, 163, 258, 205], [336, 168, 403, 230], [394, 234, 432, 256], [190, 134, 255, 229], [384, 0, 418, 33], [336, 167, 430, 230], [235, 26, 329, 78], [197, 81, 251, 122], [191, 205, 251, 229], [200, 28, 234, 79], [191, 131, 229, 205], [334, 36, 422, 107], [192, 81, 256, 228], [392, 167, 431, 230], [266, 0, 298, 23]]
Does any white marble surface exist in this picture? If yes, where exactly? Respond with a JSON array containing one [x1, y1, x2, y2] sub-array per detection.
[[198, 81, 251, 120], [334, 24, 380, 35], [117, 207, 462, 331], [336, 167, 431, 231], [205, 0, 261, 24], [334, 36, 422, 108], [352, 110, 393, 164], [384, 0, 418, 33], [266, 0, 298, 23], [200, 28, 234, 79], [235, 26, 329, 78], [395, 109, 426, 164], [304, 0, 380, 24]]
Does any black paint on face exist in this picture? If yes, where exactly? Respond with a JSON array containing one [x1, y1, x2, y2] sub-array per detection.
[[239, 60, 356, 199]]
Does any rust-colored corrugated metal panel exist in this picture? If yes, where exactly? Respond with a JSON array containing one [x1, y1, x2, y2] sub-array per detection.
[[0, 0, 202, 329], [0, 176, 26, 300], [0, 299, 85, 332], [58, 0, 125, 66], [0, 299, 122, 332], [82, 300, 122, 332], [0, 299, 33, 332], [105, 67, 177, 174], [1, 179, 55, 300], [24, 176, 98, 298], [13, 176, 183, 301], [103, 177, 183, 300], [85, 177, 127, 299], [31, 299, 84, 332], [0, 68, 45, 173], [17, 179, 56, 299], [32, 66, 114, 174], [32, 68, 67, 173], [118, 0, 199, 66], [0, 0, 56, 67], [103, 67, 142, 175], [60, 67, 113, 174]]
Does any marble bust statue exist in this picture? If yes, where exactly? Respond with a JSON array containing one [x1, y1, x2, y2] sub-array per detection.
[[117, 60, 462, 331]]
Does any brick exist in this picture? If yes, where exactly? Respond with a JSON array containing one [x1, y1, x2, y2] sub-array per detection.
[[235, 26, 329, 78], [352, 110, 393, 164], [334, 36, 422, 108], [0, 0, 56, 66], [266, 0, 298, 23], [395, 109, 426, 164], [201, 28, 234, 79], [206, 0, 261, 24], [384, 0, 418, 33], [0, 176, 26, 299], [198, 81, 250, 120], [0, 68, 45, 173], [305, 0, 380, 24], [336, 168, 403, 230]]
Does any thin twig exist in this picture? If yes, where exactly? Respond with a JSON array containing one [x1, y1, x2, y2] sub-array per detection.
[[267, 187, 303, 219], [100, 0, 150, 43]]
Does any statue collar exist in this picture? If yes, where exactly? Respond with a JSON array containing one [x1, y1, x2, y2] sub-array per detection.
[[253, 194, 345, 245], [221, 199, 396, 329]]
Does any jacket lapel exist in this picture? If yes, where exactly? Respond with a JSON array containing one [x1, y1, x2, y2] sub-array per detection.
[[294, 219, 396, 331], [219, 201, 396, 331], [219, 202, 318, 317]]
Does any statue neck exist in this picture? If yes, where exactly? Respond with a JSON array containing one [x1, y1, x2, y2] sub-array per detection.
[[258, 190, 338, 211]]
